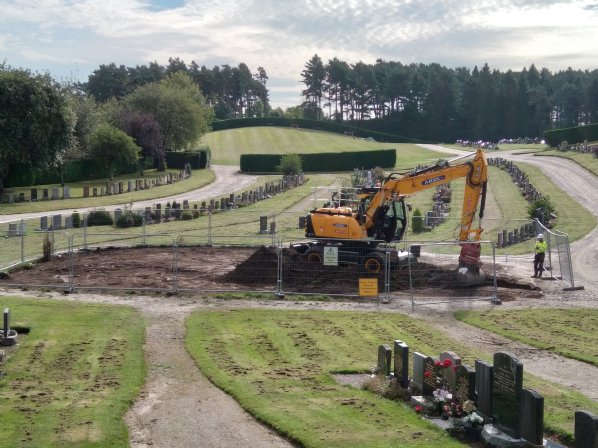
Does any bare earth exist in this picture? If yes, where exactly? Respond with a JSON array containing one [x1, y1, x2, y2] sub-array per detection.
[[2, 149, 598, 447]]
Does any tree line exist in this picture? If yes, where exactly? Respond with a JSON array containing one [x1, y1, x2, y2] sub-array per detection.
[[0, 63, 212, 195], [83, 58, 270, 119], [300, 54, 598, 142]]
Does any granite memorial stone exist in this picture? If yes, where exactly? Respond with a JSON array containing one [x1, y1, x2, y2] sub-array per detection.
[[492, 352, 523, 439]]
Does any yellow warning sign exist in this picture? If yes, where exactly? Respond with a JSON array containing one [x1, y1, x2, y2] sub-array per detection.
[[359, 278, 379, 297]]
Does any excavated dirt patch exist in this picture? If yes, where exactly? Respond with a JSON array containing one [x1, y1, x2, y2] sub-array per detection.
[[1, 246, 536, 300]]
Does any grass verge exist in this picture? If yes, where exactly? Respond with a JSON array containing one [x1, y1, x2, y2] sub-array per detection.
[[454, 308, 598, 366], [185, 309, 597, 447], [536, 150, 598, 177], [0, 296, 145, 448]]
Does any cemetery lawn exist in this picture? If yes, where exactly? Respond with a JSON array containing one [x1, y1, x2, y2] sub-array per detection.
[[454, 308, 598, 366], [185, 309, 598, 447], [1, 168, 215, 215], [0, 296, 145, 448]]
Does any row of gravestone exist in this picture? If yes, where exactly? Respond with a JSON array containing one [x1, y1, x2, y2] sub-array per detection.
[[377, 342, 598, 448], [1, 171, 190, 204]]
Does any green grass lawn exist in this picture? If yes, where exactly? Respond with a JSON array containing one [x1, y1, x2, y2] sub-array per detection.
[[0, 296, 145, 448], [185, 309, 598, 447], [455, 308, 598, 366]]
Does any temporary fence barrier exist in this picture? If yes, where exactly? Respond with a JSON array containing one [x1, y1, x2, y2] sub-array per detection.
[[405, 240, 499, 309], [534, 219, 583, 290]]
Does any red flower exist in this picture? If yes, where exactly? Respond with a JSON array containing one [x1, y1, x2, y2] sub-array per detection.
[[453, 366, 458, 372], [435, 360, 442, 367], [443, 359, 452, 368], [414, 405, 423, 413], [424, 371, 431, 378]]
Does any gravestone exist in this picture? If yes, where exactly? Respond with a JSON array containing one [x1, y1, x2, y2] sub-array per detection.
[[31, 188, 38, 201], [155, 204, 162, 221], [83, 185, 90, 198], [259, 216, 268, 234], [422, 356, 439, 397], [475, 359, 494, 419], [8, 224, 18, 237], [128, 180, 133, 192], [454, 364, 476, 403], [52, 215, 62, 230], [521, 388, 544, 446], [64, 216, 73, 229], [119, 181, 124, 194], [183, 199, 189, 209], [106, 181, 112, 195], [440, 351, 462, 394], [92, 187, 98, 197], [43, 188, 49, 200], [174, 205, 181, 220], [492, 352, 523, 439], [63, 185, 70, 199], [51, 187, 59, 200], [100, 187, 105, 196], [412, 352, 426, 390], [575, 411, 598, 448], [393, 340, 409, 388], [114, 208, 123, 222], [40, 216, 48, 230], [377, 344, 391, 376]]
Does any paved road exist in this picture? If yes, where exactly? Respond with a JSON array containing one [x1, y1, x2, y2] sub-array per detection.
[[419, 144, 598, 292], [0, 165, 257, 224]]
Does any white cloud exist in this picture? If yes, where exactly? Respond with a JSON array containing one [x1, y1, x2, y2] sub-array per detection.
[[1, 0, 598, 107]]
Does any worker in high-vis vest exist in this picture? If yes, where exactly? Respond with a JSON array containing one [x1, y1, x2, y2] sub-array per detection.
[[532, 233, 548, 278]]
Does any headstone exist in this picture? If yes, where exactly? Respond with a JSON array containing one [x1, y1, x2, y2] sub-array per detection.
[[155, 204, 162, 221], [475, 359, 493, 419], [8, 223, 18, 237], [393, 340, 409, 388], [183, 199, 189, 209], [52, 215, 62, 230], [440, 351, 462, 394], [63, 185, 70, 199], [174, 205, 181, 220], [100, 187, 105, 196], [119, 181, 124, 194], [259, 216, 268, 233], [128, 180, 133, 192], [492, 352, 523, 439], [3, 308, 10, 337], [51, 187, 60, 200], [106, 181, 112, 195], [31, 188, 38, 201], [64, 216, 73, 229], [575, 411, 598, 448], [114, 208, 123, 222], [422, 356, 439, 397], [83, 185, 90, 198], [7, 193, 14, 204], [521, 388, 544, 446], [40, 216, 48, 230], [454, 364, 476, 403], [377, 344, 391, 376], [43, 188, 49, 200], [93, 187, 98, 197], [412, 352, 426, 390]]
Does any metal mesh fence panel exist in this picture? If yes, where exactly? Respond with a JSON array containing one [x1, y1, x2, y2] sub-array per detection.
[[279, 237, 398, 299], [0, 230, 73, 290], [406, 241, 498, 308], [534, 219, 578, 288], [70, 232, 178, 293], [173, 235, 279, 294]]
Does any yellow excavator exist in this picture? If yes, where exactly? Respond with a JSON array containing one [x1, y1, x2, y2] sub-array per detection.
[[291, 148, 488, 279]]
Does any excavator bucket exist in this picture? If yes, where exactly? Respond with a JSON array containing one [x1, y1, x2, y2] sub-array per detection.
[[456, 242, 486, 286]]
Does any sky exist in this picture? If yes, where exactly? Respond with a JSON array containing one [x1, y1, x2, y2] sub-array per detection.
[[2, 0, 598, 110]]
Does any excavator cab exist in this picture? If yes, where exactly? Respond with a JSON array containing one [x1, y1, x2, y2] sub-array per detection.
[[360, 192, 407, 243]]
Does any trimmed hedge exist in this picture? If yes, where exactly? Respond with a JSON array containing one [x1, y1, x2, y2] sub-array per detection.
[[544, 122, 598, 147], [240, 149, 396, 173], [212, 117, 425, 143], [4, 158, 136, 188], [164, 150, 210, 169]]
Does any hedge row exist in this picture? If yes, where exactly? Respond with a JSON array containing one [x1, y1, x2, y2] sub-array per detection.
[[240, 149, 396, 173], [164, 150, 210, 169], [544, 122, 598, 147], [3, 159, 137, 188], [212, 117, 425, 143]]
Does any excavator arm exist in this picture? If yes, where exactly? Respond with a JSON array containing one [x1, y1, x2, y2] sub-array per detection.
[[362, 148, 488, 247]]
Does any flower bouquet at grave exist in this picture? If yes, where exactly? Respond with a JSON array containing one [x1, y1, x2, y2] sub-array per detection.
[[424, 358, 453, 417]]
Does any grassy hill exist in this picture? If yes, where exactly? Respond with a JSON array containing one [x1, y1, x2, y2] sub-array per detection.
[[200, 126, 442, 166]]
